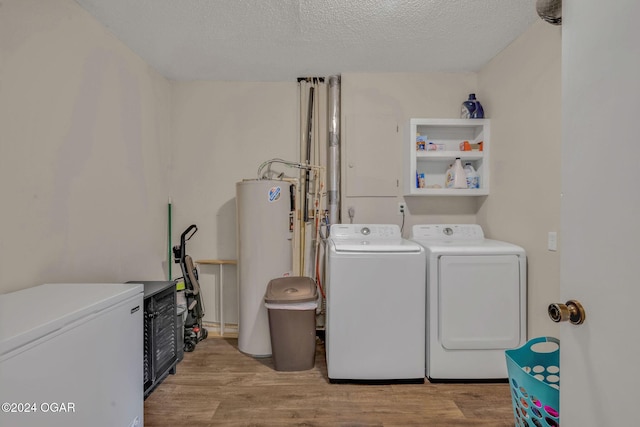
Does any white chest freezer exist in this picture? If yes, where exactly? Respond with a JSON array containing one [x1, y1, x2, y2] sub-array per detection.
[[0, 283, 144, 427]]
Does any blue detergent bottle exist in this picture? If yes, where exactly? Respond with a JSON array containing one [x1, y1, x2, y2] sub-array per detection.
[[461, 93, 484, 119], [471, 94, 484, 119], [461, 94, 476, 119]]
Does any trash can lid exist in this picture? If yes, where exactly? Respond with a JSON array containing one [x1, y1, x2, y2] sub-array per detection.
[[265, 276, 318, 304]]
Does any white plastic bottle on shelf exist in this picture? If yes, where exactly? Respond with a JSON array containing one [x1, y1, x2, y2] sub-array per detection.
[[464, 162, 480, 189], [453, 158, 467, 189], [445, 164, 454, 188]]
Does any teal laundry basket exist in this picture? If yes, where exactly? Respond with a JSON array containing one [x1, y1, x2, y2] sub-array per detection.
[[505, 337, 560, 427]]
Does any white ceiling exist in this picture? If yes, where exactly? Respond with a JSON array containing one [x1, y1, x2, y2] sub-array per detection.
[[74, 0, 539, 82]]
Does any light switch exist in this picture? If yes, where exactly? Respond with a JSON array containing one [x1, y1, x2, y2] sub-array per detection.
[[548, 232, 557, 251]]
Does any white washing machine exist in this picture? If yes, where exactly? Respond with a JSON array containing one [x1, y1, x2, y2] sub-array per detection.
[[325, 224, 426, 382], [410, 224, 527, 381]]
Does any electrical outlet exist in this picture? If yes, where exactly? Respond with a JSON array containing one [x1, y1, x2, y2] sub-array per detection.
[[398, 202, 406, 215]]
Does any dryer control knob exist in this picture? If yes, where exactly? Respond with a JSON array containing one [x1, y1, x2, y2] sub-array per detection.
[[361, 227, 371, 235]]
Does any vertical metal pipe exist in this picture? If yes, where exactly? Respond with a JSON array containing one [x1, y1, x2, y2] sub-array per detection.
[[168, 197, 172, 279], [327, 75, 341, 225], [304, 87, 314, 222]]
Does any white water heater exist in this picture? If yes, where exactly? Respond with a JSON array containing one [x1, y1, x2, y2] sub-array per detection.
[[236, 179, 293, 356]]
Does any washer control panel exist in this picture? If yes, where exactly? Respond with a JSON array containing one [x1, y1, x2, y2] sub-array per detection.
[[411, 224, 485, 241], [329, 224, 401, 240]]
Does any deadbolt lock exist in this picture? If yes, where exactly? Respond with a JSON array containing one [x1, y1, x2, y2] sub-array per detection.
[[548, 299, 586, 325]]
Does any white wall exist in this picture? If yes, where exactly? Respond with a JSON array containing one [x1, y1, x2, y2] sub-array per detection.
[[477, 20, 562, 338], [340, 72, 480, 231], [169, 81, 299, 325], [0, 0, 171, 293]]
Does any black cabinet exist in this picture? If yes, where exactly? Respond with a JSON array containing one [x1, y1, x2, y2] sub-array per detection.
[[130, 281, 179, 398]]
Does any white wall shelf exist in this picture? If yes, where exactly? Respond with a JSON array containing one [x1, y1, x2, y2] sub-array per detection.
[[405, 118, 490, 196]]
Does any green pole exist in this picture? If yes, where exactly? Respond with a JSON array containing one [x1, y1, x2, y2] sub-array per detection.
[[168, 197, 172, 280]]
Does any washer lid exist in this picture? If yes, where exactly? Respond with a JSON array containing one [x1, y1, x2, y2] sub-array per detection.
[[332, 238, 423, 253], [330, 224, 422, 253]]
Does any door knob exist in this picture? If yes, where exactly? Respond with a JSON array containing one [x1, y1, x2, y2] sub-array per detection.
[[548, 299, 586, 325]]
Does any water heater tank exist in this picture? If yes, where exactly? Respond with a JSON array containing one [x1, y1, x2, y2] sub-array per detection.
[[236, 179, 293, 356]]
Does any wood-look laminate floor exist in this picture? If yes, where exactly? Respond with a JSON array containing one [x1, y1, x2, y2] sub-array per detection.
[[144, 336, 516, 426]]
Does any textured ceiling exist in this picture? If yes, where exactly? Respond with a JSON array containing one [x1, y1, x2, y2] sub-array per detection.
[[74, 0, 539, 82]]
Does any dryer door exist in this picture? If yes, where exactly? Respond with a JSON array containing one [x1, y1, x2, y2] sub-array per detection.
[[438, 254, 522, 350]]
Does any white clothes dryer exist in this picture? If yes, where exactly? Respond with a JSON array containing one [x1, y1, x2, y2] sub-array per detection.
[[410, 224, 527, 381], [326, 224, 426, 382]]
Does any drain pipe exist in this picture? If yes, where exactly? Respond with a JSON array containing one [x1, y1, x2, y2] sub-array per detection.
[[327, 75, 341, 226]]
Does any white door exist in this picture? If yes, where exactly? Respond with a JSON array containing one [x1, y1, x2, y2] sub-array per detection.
[[561, 1, 640, 425]]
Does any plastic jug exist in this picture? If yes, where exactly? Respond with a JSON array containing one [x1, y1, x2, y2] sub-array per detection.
[[471, 95, 484, 119], [461, 95, 476, 119], [464, 163, 480, 189], [453, 158, 467, 189], [445, 164, 454, 188], [461, 94, 484, 119]]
